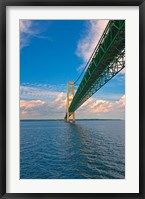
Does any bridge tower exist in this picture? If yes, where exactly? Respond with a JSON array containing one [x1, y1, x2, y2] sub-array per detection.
[[65, 82, 75, 123]]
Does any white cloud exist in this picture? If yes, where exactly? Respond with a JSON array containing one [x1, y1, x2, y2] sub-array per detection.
[[79, 98, 113, 113], [20, 20, 34, 48], [78, 95, 125, 118], [116, 95, 125, 108], [20, 20, 51, 49], [20, 100, 45, 109], [20, 84, 67, 101], [54, 92, 64, 103], [76, 20, 108, 71], [20, 20, 33, 34], [20, 92, 66, 119], [20, 83, 125, 119], [20, 94, 125, 120]]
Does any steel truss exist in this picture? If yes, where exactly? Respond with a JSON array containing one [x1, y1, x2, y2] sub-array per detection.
[[72, 50, 125, 110], [65, 20, 125, 116]]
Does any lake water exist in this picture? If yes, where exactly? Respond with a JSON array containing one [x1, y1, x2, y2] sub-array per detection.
[[20, 120, 125, 179]]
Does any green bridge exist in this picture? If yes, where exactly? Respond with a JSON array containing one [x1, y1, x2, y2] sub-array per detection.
[[64, 20, 125, 123]]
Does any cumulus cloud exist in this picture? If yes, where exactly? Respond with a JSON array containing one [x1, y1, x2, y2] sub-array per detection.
[[79, 95, 125, 115], [20, 82, 125, 119], [89, 100, 113, 113], [115, 95, 125, 108], [20, 92, 66, 119], [79, 98, 113, 113], [20, 94, 125, 119], [54, 92, 64, 103], [20, 100, 46, 118], [20, 84, 68, 119], [57, 100, 66, 110], [76, 20, 108, 71], [20, 100, 45, 109], [52, 92, 66, 109]]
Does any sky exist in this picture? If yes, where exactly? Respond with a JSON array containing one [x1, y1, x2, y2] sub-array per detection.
[[20, 20, 125, 120]]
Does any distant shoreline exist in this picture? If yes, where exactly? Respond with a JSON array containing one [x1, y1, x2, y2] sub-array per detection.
[[20, 119, 124, 121]]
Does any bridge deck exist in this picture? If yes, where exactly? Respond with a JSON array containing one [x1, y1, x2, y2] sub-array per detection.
[[65, 20, 125, 119]]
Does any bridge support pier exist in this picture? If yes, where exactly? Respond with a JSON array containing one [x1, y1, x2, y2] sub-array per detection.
[[65, 82, 75, 123]]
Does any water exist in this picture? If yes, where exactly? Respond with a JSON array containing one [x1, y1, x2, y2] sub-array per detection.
[[20, 120, 125, 179]]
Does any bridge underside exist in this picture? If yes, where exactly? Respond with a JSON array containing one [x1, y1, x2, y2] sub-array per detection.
[[64, 20, 125, 121]]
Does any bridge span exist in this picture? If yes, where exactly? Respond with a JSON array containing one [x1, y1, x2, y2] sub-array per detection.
[[64, 20, 125, 123]]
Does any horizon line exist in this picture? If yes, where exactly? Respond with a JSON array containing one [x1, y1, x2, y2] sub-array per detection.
[[20, 118, 124, 121]]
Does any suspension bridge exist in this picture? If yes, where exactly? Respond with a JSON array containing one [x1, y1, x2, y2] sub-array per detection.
[[64, 20, 125, 123]]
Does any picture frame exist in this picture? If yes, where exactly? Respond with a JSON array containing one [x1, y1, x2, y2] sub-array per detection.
[[0, 0, 145, 198]]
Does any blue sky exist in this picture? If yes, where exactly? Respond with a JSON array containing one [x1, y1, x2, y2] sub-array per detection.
[[20, 20, 125, 120]]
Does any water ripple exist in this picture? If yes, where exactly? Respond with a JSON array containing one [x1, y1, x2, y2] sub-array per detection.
[[20, 120, 125, 179]]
